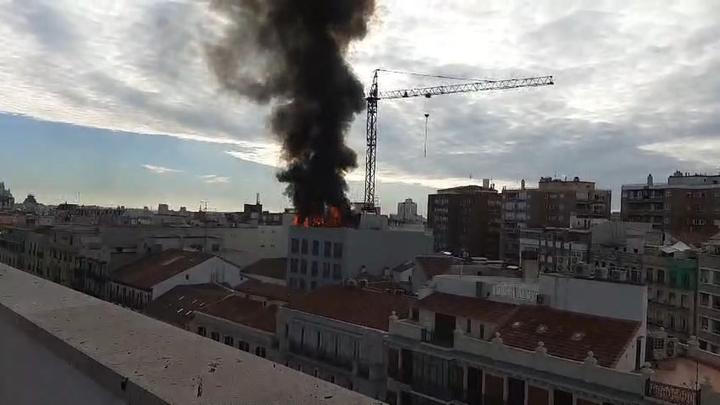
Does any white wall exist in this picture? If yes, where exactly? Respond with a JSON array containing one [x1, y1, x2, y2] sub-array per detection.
[[0, 315, 127, 405], [210, 226, 289, 259], [539, 274, 647, 322], [151, 257, 243, 299], [539, 273, 648, 371]]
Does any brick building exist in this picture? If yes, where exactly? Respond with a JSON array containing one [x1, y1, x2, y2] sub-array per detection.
[[621, 171, 720, 236], [427, 183, 502, 259]]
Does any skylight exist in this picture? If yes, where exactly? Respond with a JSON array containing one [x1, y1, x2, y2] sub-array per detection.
[[571, 332, 586, 341], [536, 324, 548, 333], [511, 321, 522, 328]]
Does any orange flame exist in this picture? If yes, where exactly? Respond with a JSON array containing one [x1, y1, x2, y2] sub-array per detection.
[[293, 206, 343, 228]]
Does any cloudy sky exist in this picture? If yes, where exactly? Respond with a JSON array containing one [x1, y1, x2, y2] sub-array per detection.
[[0, 0, 718, 214]]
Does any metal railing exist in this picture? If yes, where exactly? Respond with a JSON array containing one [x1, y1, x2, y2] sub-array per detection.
[[645, 380, 699, 405], [420, 329, 454, 348]]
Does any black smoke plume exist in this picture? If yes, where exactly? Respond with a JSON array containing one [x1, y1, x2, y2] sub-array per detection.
[[206, 0, 376, 223]]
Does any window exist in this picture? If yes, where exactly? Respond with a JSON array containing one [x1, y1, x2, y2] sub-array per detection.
[[239, 341, 250, 351], [465, 319, 471, 334], [322, 262, 331, 278], [299, 279, 306, 289], [291, 238, 299, 253], [323, 241, 331, 257], [300, 259, 308, 274], [701, 317, 709, 330], [311, 261, 319, 277], [701, 293, 710, 307], [197, 326, 206, 337], [312, 240, 320, 256], [333, 242, 343, 258], [479, 323, 485, 339], [210, 332, 220, 341], [332, 264, 342, 279], [301, 239, 308, 254], [224, 336, 234, 346], [255, 346, 266, 358], [290, 258, 299, 273]]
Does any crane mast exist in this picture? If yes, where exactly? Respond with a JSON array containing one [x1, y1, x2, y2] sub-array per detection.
[[362, 70, 554, 209]]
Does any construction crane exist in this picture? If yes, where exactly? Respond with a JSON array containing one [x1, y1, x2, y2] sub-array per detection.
[[362, 69, 554, 209]]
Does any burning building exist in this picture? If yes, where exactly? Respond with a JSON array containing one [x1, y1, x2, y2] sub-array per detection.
[[286, 212, 433, 291]]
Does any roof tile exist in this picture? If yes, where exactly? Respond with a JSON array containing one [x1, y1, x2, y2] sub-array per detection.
[[242, 258, 287, 281], [235, 279, 298, 303], [199, 295, 278, 333], [143, 284, 232, 328], [419, 292, 518, 324], [289, 285, 413, 331], [110, 249, 215, 290], [496, 305, 641, 368]]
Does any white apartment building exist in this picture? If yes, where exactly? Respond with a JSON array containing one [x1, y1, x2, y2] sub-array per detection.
[[286, 214, 433, 290], [397, 199, 419, 222]]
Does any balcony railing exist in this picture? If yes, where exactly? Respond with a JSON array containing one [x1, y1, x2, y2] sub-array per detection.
[[421, 329, 454, 348], [288, 341, 353, 371], [645, 380, 698, 405]]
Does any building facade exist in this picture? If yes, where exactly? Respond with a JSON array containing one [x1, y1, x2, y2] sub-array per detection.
[[427, 184, 502, 259], [501, 177, 611, 264], [286, 220, 433, 290], [698, 248, 720, 354], [621, 172, 720, 236]]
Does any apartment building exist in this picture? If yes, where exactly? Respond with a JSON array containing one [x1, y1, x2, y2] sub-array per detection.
[[427, 183, 502, 259], [698, 237, 720, 354], [108, 249, 243, 310], [621, 172, 720, 236], [278, 284, 412, 400], [501, 177, 611, 263], [287, 216, 432, 290], [518, 227, 592, 272]]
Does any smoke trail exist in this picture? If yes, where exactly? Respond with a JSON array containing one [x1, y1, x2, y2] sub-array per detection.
[[205, 0, 376, 223]]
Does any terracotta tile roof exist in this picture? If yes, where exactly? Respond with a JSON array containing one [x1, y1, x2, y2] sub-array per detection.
[[199, 295, 278, 333], [419, 292, 519, 324], [235, 279, 298, 302], [416, 255, 455, 279], [241, 258, 287, 281], [289, 285, 413, 331], [366, 280, 408, 293], [110, 249, 215, 290], [143, 284, 232, 328], [496, 305, 641, 368]]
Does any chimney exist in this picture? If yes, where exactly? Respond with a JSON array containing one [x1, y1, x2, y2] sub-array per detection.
[[647, 174, 654, 187], [520, 179, 526, 190], [482, 178, 490, 189]]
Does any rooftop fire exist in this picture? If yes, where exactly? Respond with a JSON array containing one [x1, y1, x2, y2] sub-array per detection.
[[293, 206, 360, 228]]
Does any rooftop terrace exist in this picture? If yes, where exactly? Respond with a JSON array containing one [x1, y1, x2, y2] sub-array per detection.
[[0, 263, 384, 405]]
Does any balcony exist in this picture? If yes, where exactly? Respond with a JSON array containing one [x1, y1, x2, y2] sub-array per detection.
[[288, 341, 354, 371], [0, 264, 379, 405], [420, 329, 454, 348]]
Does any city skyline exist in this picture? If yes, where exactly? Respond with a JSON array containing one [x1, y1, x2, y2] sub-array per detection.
[[1, 1, 718, 213]]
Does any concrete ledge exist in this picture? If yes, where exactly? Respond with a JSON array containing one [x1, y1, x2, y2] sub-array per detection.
[[0, 264, 384, 405]]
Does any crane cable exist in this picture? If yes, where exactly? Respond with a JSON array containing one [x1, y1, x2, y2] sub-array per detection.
[[423, 95, 431, 157]]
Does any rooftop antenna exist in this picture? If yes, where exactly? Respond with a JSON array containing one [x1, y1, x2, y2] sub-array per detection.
[[256, 193, 260, 205]]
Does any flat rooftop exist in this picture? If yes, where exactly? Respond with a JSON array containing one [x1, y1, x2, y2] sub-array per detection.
[[0, 263, 383, 405]]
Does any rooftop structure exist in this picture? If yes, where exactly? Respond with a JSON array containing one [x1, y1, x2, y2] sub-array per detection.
[[241, 257, 287, 284], [143, 283, 233, 329], [0, 263, 382, 405], [110, 249, 217, 290]]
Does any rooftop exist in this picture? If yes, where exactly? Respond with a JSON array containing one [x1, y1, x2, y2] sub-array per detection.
[[0, 263, 380, 405], [144, 283, 232, 328], [653, 357, 720, 391], [241, 257, 287, 281], [416, 255, 456, 279], [235, 279, 297, 302], [110, 249, 215, 290], [418, 292, 519, 324], [290, 285, 413, 331], [495, 305, 641, 368], [199, 295, 278, 333]]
